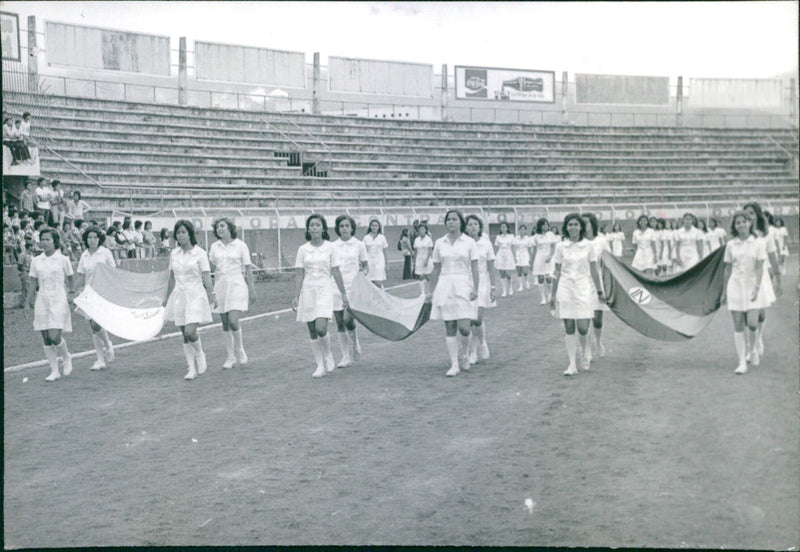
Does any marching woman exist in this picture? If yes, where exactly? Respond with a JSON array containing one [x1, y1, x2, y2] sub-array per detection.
[[656, 218, 672, 277], [163, 220, 214, 381], [549, 213, 604, 376], [363, 218, 388, 288], [707, 218, 727, 253], [75, 226, 116, 370], [631, 215, 657, 274], [426, 209, 480, 377], [742, 202, 782, 362], [399, 228, 414, 280], [25, 227, 76, 382], [674, 212, 704, 272], [609, 222, 625, 257], [582, 213, 609, 360], [697, 219, 710, 258], [773, 217, 789, 275], [293, 214, 349, 378], [514, 224, 532, 291], [208, 218, 256, 370], [494, 221, 516, 297], [331, 214, 368, 368], [465, 214, 499, 365], [764, 211, 786, 274], [531, 217, 557, 305], [413, 222, 434, 295], [722, 211, 771, 374]]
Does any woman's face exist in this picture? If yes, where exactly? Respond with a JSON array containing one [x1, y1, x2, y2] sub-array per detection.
[[649, 217, 658, 229], [466, 218, 480, 239], [216, 221, 231, 240], [73, 193, 80, 201], [541, 221, 549, 232], [419, 226, 427, 237], [734, 215, 751, 237], [308, 218, 324, 239], [445, 212, 461, 233], [518, 225, 526, 236], [683, 215, 694, 229], [40, 232, 55, 253], [566, 218, 582, 239], [338, 219, 353, 239], [500, 223, 509, 234], [176, 225, 191, 246], [743, 205, 757, 220], [369, 221, 379, 234], [87, 232, 100, 250], [637, 217, 648, 230]]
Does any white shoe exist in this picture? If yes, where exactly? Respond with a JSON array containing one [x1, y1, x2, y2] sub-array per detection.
[[755, 338, 765, 356], [539, 298, 547, 305], [746, 351, 752, 362], [222, 356, 236, 370], [501, 291, 507, 297], [90, 359, 106, 371], [62, 355, 73, 376], [446, 364, 460, 377], [750, 351, 760, 366], [45, 371, 61, 382], [581, 355, 591, 371], [734, 364, 748, 374], [468, 350, 478, 365], [352, 340, 362, 361], [478, 344, 490, 361], [517, 285, 524, 292], [598, 341, 606, 357], [184, 367, 197, 380], [236, 349, 248, 365], [509, 287, 514, 296], [336, 356, 352, 369], [312, 365, 327, 378], [563, 364, 578, 376], [196, 352, 207, 375]]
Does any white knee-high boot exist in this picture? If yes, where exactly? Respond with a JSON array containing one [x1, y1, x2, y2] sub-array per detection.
[[336, 331, 352, 368], [222, 331, 236, 369], [748, 328, 760, 366], [459, 333, 470, 370], [44, 345, 60, 381], [310, 338, 326, 377], [100, 328, 114, 362], [579, 332, 590, 368], [734, 331, 747, 373], [54, 339, 72, 376], [182, 343, 197, 380], [755, 318, 766, 356], [467, 330, 478, 365], [91, 333, 106, 370], [232, 328, 247, 364], [445, 336, 460, 376], [564, 334, 578, 375], [320, 334, 335, 372], [475, 323, 489, 360], [190, 337, 207, 375], [348, 328, 361, 360]]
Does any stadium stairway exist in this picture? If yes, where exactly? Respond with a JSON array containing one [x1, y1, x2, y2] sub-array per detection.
[[3, 93, 798, 214]]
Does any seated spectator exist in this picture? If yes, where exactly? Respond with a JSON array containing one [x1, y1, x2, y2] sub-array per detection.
[[20, 180, 36, 213], [19, 112, 34, 144], [32, 219, 45, 245], [50, 180, 66, 227], [2, 117, 29, 164], [66, 190, 91, 222], [8, 206, 20, 228], [142, 220, 156, 258], [34, 178, 51, 224]]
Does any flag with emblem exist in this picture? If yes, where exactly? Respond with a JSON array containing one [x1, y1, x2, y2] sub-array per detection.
[[601, 248, 726, 341], [346, 272, 431, 341]]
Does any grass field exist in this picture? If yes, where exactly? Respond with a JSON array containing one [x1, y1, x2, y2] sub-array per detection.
[[3, 258, 799, 547]]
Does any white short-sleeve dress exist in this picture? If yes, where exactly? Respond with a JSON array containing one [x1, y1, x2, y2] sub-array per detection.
[[76, 246, 116, 320], [209, 239, 251, 313], [775, 226, 789, 257], [611, 231, 624, 257], [724, 235, 773, 311], [363, 233, 388, 282], [30, 250, 74, 332], [164, 245, 213, 326], [295, 240, 340, 322], [631, 228, 656, 270], [708, 227, 727, 252], [755, 231, 777, 302], [474, 233, 497, 309], [553, 239, 598, 320], [587, 235, 609, 312], [675, 227, 703, 269], [494, 233, 516, 271], [514, 235, 532, 267], [331, 237, 368, 310], [658, 230, 672, 267], [531, 232, 557, 275], [431, 234, 479, 321], [413, 235, 434, 275]]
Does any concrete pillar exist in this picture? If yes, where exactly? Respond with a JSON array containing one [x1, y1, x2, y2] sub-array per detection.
[[440, 64, 448, 121], [312, 52, 321, 114], [676, 76, 683, 127], [27, 16, 38, 93], [178, 37, 187, 105], [789, 78, 797, 126], [561, 71, 569, 124]]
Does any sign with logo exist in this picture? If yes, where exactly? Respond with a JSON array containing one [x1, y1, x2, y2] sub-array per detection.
[[455, 65, 555, 103], [627, 286, 652, 305]]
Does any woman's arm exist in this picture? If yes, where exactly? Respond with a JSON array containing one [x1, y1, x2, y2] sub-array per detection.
[[470, 259, 479, 300], [721, 262, 731, 304], [695, 239, 703, 259], [545, 242, 555, 263], [332, 266, 348, 308], [245, 264, 256, 304], [752, 259, 764, 301], [549, 263, 561, 308], [163, 271, 175, 307], [768, 251, 782, 295], [201, 270, 215, 308], [25, 276, 37, 311], [590, 261, 603, 301], [487, 259, 499, 300], [425, 263, 441, 302], [292, 268, 304, 310]]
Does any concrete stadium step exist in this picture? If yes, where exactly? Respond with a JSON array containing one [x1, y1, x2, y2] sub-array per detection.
[[39, 146, 292, 166], [40, 157, 301, 176]]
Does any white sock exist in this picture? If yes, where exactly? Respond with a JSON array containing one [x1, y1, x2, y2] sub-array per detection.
[[445, 336, 459, 366], [232, 328, 245, 355], [44, 345, 59, 374], [336, 331, 351, 362], [309, 338, 324, 369], [565, 334, 578, 367], [757, 319, 766, 345], [734, 331, 746, 366], [100, 328, 113, 351], [183, 342, 196, 367], [748, 328, 758, 354], [348, 328, 361, 356], [578, 332, 588, 360], [459, 333, 470, 365], [474, 323, 486, 347], [92, 333, 106, 362], [467, 330, 477, 359], [190, 337, 204, 357], [223, 331, 235, 360], [54, 339, 70, 360]]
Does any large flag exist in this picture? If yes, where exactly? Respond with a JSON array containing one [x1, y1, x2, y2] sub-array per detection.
[[601, 248, 726, 341], [73, 263, 169, 341], [347, 272, 431, 341]]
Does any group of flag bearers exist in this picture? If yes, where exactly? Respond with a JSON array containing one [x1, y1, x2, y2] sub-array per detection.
[[24, 202, 787, 381]]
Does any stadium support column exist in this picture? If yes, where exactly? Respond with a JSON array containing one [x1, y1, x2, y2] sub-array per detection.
[[561, 71, 569, 124], [27, 16, 38, 92], [441, 64, 448, 121], [676, 76, 683, 127], [312, 52, 321, 115], [178, 37, 187, 106]]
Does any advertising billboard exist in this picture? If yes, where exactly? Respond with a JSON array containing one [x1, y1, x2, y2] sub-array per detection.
[[455, 65, 555, 103]]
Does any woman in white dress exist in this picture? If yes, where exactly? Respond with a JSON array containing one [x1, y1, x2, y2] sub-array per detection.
[[674, 213, 704, 272], [426, 210, 480, 377], [773, 217, 789, 275], [493, 221, 516, 297], [163, 220, 215, 381], [742, 202, 782, 363], [292, 214, 349, 378], [722, 211, 770, 374], [465, 214, 499, 366], [514, 224, 532, 291], [331, 215, 369, 368], [697, 219, 711, 258], [581, 213, 609, 361], [413, 223, 434, 295], [209, 218, 256, 370], [609, 222, 625, 257], [707, 218, 727, 253], [530, 218, 557, 305], [549, 214, 604, 376], [655, 218, 672, 277], [363, 218, 388, 288], [631, 215, 657, 274], [25, 227, 76, 382], [75, 226, 116, 370]]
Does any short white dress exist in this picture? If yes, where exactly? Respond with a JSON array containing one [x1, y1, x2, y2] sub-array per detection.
[[708, 227, 727, 252], [30, 250, 74, 332], [657, 230, 672, 267], [553, 238, 598, 320], [164, 245, 214, 326], [363, 233, 388, 282], [413, 235, 434, 275], [209, 239, 251, 313], [724, 235, 773, 311], [474, 233, 497, 309], [675, 227, 704, 269], [494, 233, 516, 271], [514, 235, 532, 267], [76, 246, 116, 320], [331, 237, 368, 311], [587, 235, 609, 312], [295, 240, 340, 322], [755, 231, 777, 303], [776, 226, 789, 257], [531, 231, 557, 275], [631, 228, 656, 270], [430, 233, 479, 321], [610, 231, 624, 257]]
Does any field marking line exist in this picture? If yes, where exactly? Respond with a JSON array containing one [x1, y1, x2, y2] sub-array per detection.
[[4, 281, 420, 374]]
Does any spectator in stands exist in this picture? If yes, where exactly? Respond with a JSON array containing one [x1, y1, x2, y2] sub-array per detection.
[[398, 228, 413, 280], [17, 234, 34, 307], [35, 178, 52, 224], [105, 226, 122, 261], [19, 112, 33, 143], [133, 220, 145, 258], [142, 221, 156, 258], [157, 227, 171, 256], [773, 217, 789, 275], [20, 180, 36, 213], [3, 222, 16, 264], [60, 219, 75, 259], [66, 191, 91, 223], [3, 116, 29, 165], [363, 218, 389, 288], [32, 219, 45, 246]]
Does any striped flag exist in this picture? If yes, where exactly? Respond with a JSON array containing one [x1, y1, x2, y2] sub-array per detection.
[[347, 272, 431, 341], [601, 248, 726, 341], [73, 263, 169, 342]]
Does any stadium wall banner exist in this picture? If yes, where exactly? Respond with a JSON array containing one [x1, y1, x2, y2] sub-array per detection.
[[575, 74, 670, 105], [328, 56, 433, 97], [455, 65, 555, 103], [45, 21, 170, 75], [194, 41, 306, 88], [1, 11, 21, 62], [688, 78, 783, 109]]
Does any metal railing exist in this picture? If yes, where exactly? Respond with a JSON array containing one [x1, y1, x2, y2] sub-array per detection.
[[41, 144, 104, 189]]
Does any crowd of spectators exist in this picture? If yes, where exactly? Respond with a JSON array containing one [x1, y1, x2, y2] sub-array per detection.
[[2, 112, 35, 165]]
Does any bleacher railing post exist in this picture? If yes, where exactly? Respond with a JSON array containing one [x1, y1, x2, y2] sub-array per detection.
[[178, 37, 187, 106], [312, 52, 321, 115], [676, 76, 683, 127], [27, 16, 39, 92]]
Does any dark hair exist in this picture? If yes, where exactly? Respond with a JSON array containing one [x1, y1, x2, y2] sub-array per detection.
[[741, 202, 767, 235], [106, 226, 117, 237], [334, 214, 357, 237], [535, 218, 550, 235], [33, 220, 45, 230], [774, 217, 785, 228], [112, 221, 121, 229], [173, 219, 198, 246], [729, 211, 756, 239], [159, 228, 170, 241], [518, 224, 527, 233], [134, 220, 143, 230], [122, 219, 132, 231], [50, 179, 61, 189], [212, 217, 237, 240], [636, 215, 649, 230], [681, 212, 698, 228], [562, 213, 587, 240], [612, 222, 623, 232], [72, 190, 81, 199], [37, 177, 45, 185], [418, 222, 428, 234], [465, 214, 484, 237], [82, 226, 106, 248], [400, 228, 409, 238], [697, 219, 708, 232], [582, 213, 599, 237], [144, 220, 152, 230], [499, 221, 510, 234], [23, 112, 30, 119], [444, 209, 467, 233], [708, 218, 719, 230], [763, 210, 775, 226], [367, 218, 382, 235], [657, 218, 667, 230], [20, 220, 29, 231], [39, 227, 60, 248], [305, 214, 330, 241], [74, 219, 83, 229]]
